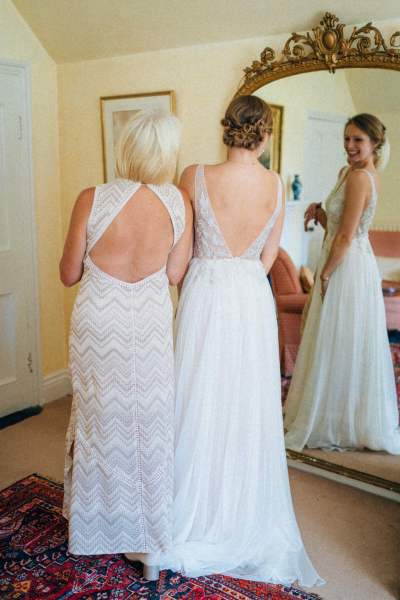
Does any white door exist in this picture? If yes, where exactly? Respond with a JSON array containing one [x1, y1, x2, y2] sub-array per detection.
[[280, 201, 309, 270], [0, 62, 40, 417], [302, 111, 347, 271]]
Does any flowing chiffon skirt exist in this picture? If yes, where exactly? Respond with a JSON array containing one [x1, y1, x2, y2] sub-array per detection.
[[284, 236, 400, 454], [160, 257, 323, 587]]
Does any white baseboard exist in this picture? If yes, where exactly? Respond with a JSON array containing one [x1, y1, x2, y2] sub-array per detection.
[[372, 223, 400, 231], [42, 369, 72, 404]]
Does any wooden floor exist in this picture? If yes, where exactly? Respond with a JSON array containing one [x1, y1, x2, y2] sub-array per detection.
[[1, 396, 400, 600]]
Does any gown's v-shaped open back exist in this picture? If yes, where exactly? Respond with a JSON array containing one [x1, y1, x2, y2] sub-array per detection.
[[160, 165, 323, 586]]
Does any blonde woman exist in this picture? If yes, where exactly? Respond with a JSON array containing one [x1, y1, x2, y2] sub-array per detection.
[[285, 113, 400, 453], [60, 109, 192, 579]]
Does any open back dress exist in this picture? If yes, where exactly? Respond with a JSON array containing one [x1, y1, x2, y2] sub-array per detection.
[[160, 165, 323, 587], [63, 178, 185, 555]]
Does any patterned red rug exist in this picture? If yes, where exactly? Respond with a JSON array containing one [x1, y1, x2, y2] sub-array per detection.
[[0, 474, 322, 600], [281, 343, 400, 409]]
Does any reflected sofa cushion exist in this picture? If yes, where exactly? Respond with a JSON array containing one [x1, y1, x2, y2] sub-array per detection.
[[369, 230, 400, 331], [270, 248, 309, 376]]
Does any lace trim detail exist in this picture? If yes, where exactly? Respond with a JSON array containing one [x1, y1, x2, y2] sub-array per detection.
[[87, 179, 185, 254], [87, 180, 141, 253], [147, 183, 185, 246], [242, 173, 282, 258], [326, 168, 377, 238], [193, 166, 231, 259], [193, 165, 282, 260]]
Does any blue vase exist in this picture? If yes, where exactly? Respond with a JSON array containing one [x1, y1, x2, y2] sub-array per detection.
[[292, 174, 302, 200]]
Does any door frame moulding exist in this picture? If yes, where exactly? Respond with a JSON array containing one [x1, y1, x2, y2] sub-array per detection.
[[0, 59, 42, 408]]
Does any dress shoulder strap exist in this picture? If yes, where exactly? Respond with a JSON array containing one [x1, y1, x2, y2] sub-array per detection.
[[356, 168, 377, 198], [147, 183, 185, 246], [86, 179, 141, 254], [275, 172, 283, 213], [194, 164, 204, 211], [268, 172, 283, 229]]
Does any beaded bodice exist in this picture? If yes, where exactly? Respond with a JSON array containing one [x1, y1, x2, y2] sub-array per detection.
[[193, 165, 282, 260], [325, 168, 377, 239]]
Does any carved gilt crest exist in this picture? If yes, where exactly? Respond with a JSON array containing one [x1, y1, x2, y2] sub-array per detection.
[[238, 12, 400, 95]]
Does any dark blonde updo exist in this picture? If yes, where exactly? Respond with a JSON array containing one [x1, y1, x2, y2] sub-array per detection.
[[221, 95, 273, 151], [345, 113, 386, 164]]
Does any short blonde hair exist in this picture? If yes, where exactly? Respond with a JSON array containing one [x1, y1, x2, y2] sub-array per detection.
[[115, 108, 181, 184]]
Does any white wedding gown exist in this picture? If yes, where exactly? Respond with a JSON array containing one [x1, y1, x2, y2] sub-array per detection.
[[160, 165, 323, 587], [285, 168, 400, 454]]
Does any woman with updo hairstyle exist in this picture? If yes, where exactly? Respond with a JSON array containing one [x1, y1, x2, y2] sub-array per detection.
[[159, 95, 323, 587], [221, 94, 273, 150], [285, 113, 400, 454], [60, 108, 193, 580]]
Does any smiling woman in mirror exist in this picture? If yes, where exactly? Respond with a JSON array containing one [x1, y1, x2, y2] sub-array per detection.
[[284, 113, 400, 454]]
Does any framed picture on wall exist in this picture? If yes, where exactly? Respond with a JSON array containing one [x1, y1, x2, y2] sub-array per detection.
[[100, 91, 175, 182], [258, 103, 283, 173]]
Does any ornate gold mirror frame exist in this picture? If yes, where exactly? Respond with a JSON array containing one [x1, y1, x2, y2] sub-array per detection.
[[237, 12, 400, 95], [236, 13, 400, 497]]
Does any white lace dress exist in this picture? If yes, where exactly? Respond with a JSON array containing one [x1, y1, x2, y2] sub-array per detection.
[[285, 169, 400, 454], [159, 165, 323, 587], [63, 179, 185, 555]]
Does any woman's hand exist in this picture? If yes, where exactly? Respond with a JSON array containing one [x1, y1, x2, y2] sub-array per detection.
[[304, 203, 317, 230], [304, 202, 327, 231], [304, 203, 319, 231], [320, 275, 329, 300]]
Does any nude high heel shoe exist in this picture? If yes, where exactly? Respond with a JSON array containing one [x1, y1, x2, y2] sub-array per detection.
[[123, 553, 160, 581], [143, 564, 160, 581]]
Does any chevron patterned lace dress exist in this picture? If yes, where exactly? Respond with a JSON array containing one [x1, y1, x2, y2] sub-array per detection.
[[63, 179, 185, 555]]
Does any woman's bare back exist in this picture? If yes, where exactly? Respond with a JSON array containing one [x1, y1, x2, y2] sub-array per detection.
[[202, 163, 279, 257], [89, 186, 174, 283]]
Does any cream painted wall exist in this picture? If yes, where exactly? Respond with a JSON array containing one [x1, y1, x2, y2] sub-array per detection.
[[345, 68, 400, 228], [0, 0, 66, 376], [375, 110, 400, 229]]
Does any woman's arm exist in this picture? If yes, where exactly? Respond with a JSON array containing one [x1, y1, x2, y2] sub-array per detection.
[[320, 170, 371, 296], [261, 179, 286, 274], [59, 187, 95, 287], [178, 164, 197, 202], [166, 188, 193, 285], [304, 167, 347, 232]]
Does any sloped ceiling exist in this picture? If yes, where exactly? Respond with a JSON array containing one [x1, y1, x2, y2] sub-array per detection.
[[11, 0, 400, 64]]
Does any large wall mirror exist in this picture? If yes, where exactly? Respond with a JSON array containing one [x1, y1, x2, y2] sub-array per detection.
[[237, 13, 400, 498]]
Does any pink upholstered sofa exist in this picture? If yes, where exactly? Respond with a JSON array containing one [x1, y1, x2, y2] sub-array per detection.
[[369, 230, 400, 331], [270, 233, 400, 376], [269, 248, 308, 376]]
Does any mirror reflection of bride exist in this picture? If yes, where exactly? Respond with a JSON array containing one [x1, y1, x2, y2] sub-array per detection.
[[284, 113, 400, 455]]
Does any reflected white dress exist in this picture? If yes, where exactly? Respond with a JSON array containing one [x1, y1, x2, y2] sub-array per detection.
[[285, 168, 400, 454], [160, 165, 323, 587]]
